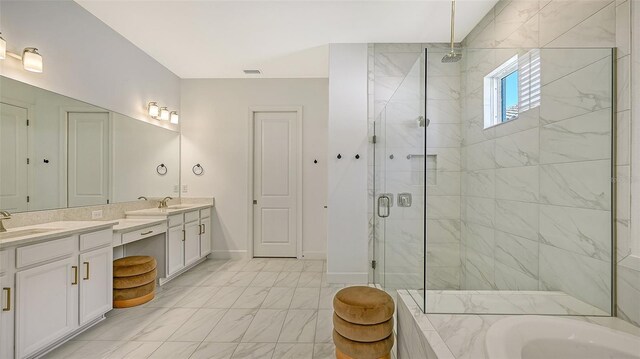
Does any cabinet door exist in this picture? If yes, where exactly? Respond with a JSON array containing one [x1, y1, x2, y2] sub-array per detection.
[[16, 256, 78, 359], [200, 217, 212, 257], [167, 226, 184, 276], [184, 221, 201, 266], [79, 247, 112, 325], [0, 272, 14, 359]]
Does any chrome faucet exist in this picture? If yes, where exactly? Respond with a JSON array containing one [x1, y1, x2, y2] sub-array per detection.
[[138, 196, 148, 201], [158, 197, 173, 209], [0, 211, 11, 233]]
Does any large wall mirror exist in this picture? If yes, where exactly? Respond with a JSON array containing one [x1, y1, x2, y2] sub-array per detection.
[[0, 76, 180, 213]]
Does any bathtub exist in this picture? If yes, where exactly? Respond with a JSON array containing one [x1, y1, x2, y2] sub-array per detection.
[[485, 316, 640, 359]]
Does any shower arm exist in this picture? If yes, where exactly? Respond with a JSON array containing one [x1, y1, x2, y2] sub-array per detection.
[[449, 0, 456, 53]]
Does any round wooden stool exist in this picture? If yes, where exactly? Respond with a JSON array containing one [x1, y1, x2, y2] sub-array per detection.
[[113, 256, 157, 308], [333, 286, 395, 359]]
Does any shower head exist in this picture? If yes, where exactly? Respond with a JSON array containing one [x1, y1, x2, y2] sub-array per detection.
[[442, 0, 462, 63], [442, 51, 462, 63]]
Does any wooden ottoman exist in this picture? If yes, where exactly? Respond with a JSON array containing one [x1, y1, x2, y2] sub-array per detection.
[[333, 286, 395, 359], [113, 256, 157, 308]]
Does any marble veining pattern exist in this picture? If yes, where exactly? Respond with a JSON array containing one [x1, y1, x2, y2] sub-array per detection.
[[45, 258, 350, 359]]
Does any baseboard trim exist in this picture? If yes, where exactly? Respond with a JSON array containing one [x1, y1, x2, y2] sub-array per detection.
[[326, 272, 368, 284], [210, 250, 247, 260], [302, 251, 326, 260]]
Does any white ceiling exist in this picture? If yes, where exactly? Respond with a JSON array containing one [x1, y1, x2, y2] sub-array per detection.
[[77, 1, 497, 79]]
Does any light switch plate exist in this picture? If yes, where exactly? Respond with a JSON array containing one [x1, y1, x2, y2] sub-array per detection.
[[182, 184, 188, 193], [91, 210, 103, 219]]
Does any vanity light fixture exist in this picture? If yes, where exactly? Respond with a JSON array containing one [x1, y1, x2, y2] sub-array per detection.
[[22, 48, 43, 73], [159, 107, 170, 121], [0, 33, 6, 60], [170, 111, 179, 124], [148, 102, 160, 118]]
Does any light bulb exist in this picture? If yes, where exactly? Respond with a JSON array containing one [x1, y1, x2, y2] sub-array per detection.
[[170, 111, 179, 124], [148, 102, 160, 118], [22, 48, 43, 73], [159, 107, 170, 121]]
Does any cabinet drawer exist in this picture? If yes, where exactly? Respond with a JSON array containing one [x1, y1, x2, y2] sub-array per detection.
[[16, 236, 77, 268], [0, 249, 9, 274], [80, 229, 113, 251], [122, 224, 167, 245], [200, 208, 211, 218], [184, 211, 199, 223], [168, 214, 183, 228]]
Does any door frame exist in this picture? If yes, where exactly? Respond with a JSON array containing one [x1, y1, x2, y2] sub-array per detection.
[[247, 106, 303, 259], [0, 98, 33, 212], [60, 107, 113, 207]]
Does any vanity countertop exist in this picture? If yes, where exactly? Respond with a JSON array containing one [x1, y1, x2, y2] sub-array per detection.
[[113, 218, 167, 233], [0, 220, 119, 249], [125, 203, 213, 217]]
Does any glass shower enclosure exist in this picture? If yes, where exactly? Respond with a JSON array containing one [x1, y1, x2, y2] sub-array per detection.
[[371, 44, 615, 316]]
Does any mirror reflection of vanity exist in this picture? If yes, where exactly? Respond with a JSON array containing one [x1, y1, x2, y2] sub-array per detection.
[[0, 76, 180, 213]]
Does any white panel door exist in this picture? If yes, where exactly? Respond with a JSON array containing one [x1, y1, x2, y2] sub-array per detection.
[[68, 112, 110, 207], [79, 246, 113, 325], [16, 256, 78, 359], [253, 111, 298, 258], [0, 102, 28, 212]]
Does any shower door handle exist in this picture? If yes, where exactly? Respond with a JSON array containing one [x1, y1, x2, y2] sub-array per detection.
[[377, 195, 391, 218]]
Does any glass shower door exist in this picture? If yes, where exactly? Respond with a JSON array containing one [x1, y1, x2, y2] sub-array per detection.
[[373, 47, 426, 310]]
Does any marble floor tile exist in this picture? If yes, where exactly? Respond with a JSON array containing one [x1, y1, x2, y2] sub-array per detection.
[[131, 307, 198, 341], [290, 287, 321, 309], [203, 286, 246, 308], [274, 272, 301, 287], [144, 286, 196, 308], [303, 261, 325, 272], [273, 343, 315, 358], [205, 309, 258, 343], [43, 340, 89, 358], [319, 287, 341, 309], [261, 287, 295, 309], [231, 343, 276, 359], [279, 310, 318, 343], [148, 341, 199, 358], [226, 271, 259, 286], [240, 260, 267, 272], [174, 286, 217, 308], [189, 342, 237, 359], [241, 309, 288, 342], [232, 286, 270, 308], [105, 341, 164, 359], [298, 272, 323, 287], [204, 271, 239, 286], [168, 308, 227, 342], [282, 261, 304, 272], [313, 343, 336, 359], [249, 271, 279, 287], [315, 310, 334, 343], [262, 260, 287, 272]]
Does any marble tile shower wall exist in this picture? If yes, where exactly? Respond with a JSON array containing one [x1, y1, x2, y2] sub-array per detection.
[[367, 43, 463, 291], [458, 0, 631, 316]]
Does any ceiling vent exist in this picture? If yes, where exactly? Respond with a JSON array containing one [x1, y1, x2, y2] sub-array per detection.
[[243, 69, 261, 74]]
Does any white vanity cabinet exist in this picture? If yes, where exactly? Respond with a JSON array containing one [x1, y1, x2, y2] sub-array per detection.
[[0, 249, 15, 359], [200, 209, 211, 257], [184, 220, 201, 267], [5, 226, 114, 359], [167, 224, 185, 277]]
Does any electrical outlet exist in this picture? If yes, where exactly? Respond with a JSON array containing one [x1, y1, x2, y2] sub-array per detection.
[[174, 184, 179, 193], [182, 184, 188, 193], [91, 210, 103, 220]]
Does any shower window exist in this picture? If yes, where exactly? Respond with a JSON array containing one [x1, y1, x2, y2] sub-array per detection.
[[484, 55, 519, 128]]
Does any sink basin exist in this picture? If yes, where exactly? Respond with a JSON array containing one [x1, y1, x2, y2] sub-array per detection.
[[0, 228, 61, 240]]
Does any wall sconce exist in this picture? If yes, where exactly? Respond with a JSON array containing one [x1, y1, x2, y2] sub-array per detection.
[[148, 102, 160, 118], [0, 33, 43, 72], [159, 107, 170, 121], [0, 33, 6, 60], [170, 111, 179, 124], [22, 48, 43, 73]]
